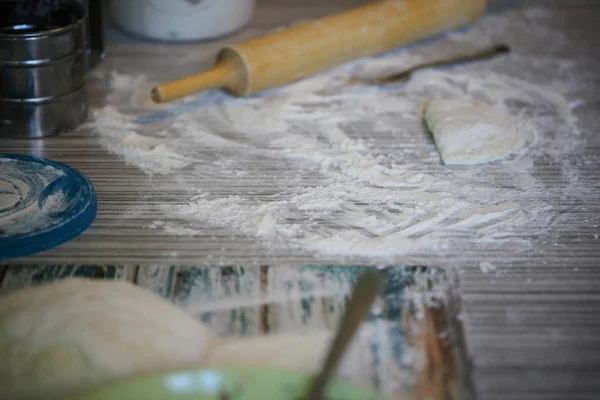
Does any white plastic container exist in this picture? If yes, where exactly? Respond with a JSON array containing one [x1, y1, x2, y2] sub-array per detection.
[[109, 0, 255, 42]]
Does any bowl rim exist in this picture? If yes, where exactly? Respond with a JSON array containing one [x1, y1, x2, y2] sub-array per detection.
[[68, 365, 387, 400]]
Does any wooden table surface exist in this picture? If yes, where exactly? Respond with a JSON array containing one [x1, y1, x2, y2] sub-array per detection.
[[1, 1, 600, 399]]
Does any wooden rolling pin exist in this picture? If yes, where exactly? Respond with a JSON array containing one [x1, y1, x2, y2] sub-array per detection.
[[151, 0, 487, 103]]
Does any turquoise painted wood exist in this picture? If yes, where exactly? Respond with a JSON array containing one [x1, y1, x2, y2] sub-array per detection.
[[0, 265, 466, 399]]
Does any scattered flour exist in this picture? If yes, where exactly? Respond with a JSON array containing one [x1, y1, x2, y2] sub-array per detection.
[[479, 261, 497, 274], [40, 191, 67, 215], [0, 161, 29, 211], [92, 106, 190, 174], [88, 5, 586, 262], [0, 160, 66, 236]]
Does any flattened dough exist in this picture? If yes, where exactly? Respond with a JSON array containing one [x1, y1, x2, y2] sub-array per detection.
[[0, 279, 214, 400], [424, 98, 532, 165], [208, 330, 370, 381], [209, 331, 334, 371]]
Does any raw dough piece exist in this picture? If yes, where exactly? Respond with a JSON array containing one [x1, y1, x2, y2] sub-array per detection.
[[208, 330, 372, 385], [0, 279, 214, 400], [209, 331, 334, 371], [424, 98, 531, 165]]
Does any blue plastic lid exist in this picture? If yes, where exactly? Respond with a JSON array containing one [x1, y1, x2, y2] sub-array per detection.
[[0, 154, 97, 261]]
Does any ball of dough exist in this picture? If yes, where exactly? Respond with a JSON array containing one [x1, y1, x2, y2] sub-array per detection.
[[0, 278, 213, 400], [424, 98, 533, 165]]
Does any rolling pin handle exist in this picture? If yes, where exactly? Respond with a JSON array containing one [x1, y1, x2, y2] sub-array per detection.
[[151, 61, 239, 104]]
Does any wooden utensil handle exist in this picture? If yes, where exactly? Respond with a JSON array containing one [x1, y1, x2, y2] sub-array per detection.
[[152, 0, 488, 103]]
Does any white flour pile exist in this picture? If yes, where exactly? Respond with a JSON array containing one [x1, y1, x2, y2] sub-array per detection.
[[89, 5, 585, 262]]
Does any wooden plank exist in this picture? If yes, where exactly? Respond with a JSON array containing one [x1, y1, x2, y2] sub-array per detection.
[[135, 265, 180, 299], [170, 266, 266, 337], [153, 265, 469, 399]]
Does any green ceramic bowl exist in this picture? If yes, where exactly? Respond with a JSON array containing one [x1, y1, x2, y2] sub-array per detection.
[[69, 367, 387, 400]]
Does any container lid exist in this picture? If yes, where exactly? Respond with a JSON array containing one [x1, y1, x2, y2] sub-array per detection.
[[0, 154, 97, 260]]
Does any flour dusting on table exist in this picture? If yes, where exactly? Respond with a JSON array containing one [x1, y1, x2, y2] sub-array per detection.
[[89, 6, 586, 262]]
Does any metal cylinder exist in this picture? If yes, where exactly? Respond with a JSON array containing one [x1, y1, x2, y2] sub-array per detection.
[[1, 53, 86, 100], [0, 0, 89, 139]]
